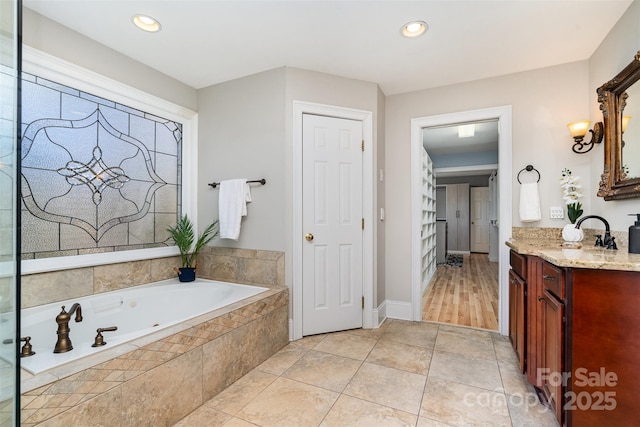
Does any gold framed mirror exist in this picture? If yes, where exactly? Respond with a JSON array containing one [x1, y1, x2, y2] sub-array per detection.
[[597, 50, 640, 200]]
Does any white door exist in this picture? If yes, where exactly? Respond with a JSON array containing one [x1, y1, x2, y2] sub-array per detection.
[[302, 114, 363, 336], [470, 187, 490, 253]]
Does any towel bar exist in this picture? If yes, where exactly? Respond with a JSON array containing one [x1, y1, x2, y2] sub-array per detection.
[[208, 179, 266, 189]]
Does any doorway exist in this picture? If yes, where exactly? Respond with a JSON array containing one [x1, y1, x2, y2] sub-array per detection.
[[410, 106, 512, 335], [292, 101, 374, 340], [300, 113, 364, 336], [422, 122, 497, 330]]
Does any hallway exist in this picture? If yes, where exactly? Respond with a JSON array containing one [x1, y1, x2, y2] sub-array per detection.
[[422, 253, 499, 331]]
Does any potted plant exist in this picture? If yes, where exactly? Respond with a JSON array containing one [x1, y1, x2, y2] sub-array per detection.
[[560, 168, 584, 242], [166, 214, 219, 282]]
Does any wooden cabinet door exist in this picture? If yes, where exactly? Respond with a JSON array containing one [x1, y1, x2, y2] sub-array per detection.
[[568, 268, 640, 427], [526, 256, 544, 387], [509, 270, 518, 347], [508, 269, 526, 373], [541, 289, 564, 424]]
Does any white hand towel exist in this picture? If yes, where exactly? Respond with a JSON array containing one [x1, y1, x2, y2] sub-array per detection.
[[519, 182, 541, 222], [219, 179, 252, 240]]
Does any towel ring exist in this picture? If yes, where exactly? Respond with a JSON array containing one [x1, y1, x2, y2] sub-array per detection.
[[517, 165, 540, 184]]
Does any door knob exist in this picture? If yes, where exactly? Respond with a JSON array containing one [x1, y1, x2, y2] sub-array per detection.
[[305, 233, 314, 241]]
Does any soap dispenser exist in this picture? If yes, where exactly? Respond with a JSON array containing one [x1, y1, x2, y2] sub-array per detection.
[[629, 214, 640, 254]]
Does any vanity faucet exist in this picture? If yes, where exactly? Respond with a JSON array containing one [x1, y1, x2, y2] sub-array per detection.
[[53, 303, 83, 353], [575, 215, 617, 249]]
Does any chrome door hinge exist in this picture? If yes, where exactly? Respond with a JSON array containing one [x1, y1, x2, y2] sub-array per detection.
[[362, 218, 364, 230], [362, 296, 365, 309], [361, 140, 364, 151]]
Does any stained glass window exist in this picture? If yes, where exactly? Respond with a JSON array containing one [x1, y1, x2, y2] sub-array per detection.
[[20, 72, 182, 259]]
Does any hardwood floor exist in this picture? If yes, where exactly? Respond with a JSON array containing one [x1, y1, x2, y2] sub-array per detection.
[[422, 253, 499, 331]]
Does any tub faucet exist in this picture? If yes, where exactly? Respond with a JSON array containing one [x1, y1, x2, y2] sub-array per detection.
[[575, 215, 617, 250], [53, 303, 83, 353]]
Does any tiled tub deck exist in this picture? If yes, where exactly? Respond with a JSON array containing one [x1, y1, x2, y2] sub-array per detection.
[[20, 286, 289, 426]]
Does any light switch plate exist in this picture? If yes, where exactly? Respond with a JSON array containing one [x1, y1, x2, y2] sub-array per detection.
[[550, 206, 565, 219]]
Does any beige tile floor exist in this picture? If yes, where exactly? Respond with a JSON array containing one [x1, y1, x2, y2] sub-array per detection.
[[174, 320, 559, 427]]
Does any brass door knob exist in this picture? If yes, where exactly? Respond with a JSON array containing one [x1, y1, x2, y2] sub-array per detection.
[[305, 233, 314, 241]]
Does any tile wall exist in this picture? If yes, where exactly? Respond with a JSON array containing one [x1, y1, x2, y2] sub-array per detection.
[[20, 247, 285, 308]]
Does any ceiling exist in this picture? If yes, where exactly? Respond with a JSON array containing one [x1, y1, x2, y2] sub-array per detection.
[[423, 120, 499, 177], [23, 0, 633, 96], [423, 120, 498, 156]]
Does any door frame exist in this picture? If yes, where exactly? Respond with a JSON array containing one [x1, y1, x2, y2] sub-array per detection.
[[292, 101, 374, 340], [410, 106, 512, 335]]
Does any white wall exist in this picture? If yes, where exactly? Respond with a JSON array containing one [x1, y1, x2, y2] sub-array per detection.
[[385, 61, 590, 302], [197, 67, 384, 295], [588, 0, 640, 231], [23, 8, 197, 111], [283, 67, 383, 296], [197, 68, 287, 251]]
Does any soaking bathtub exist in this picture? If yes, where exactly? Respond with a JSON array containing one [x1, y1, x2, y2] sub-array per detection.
[[16, 278, 268, 374]]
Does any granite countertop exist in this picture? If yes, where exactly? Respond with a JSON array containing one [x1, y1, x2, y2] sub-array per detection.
[[506, 238, 640, 272]]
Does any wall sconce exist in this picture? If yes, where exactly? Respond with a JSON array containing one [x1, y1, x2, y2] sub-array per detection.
[[567, 120, 603, 154], [622, 115, 631, 147]]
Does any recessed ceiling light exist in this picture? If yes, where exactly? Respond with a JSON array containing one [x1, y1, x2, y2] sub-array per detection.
[[133, 14, 161, 33], [401, 21, 428, 38], [458, 124, 476, 138]]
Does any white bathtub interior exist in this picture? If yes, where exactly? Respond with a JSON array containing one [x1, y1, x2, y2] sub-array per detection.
[[8, 278, 267, 375]]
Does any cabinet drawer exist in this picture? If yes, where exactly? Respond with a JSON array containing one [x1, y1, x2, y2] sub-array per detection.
[[542, 262, 564, 300], [510, 250, 527, 280]]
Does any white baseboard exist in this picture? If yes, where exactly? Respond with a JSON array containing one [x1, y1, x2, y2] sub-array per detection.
[[290, 300, 412, 339], [385, 300, 413, 321], [375, 301, 386, 327]]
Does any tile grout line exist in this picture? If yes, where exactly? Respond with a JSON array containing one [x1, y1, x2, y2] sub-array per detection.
[[417, 322, 440, 424], [492, 335, 516, 427]]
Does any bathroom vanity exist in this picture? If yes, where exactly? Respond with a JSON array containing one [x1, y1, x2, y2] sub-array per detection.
[[506, 239, 640, 427]]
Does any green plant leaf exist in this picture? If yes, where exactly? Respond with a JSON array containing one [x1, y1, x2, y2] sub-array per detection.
[[166, 215, 219, 268]]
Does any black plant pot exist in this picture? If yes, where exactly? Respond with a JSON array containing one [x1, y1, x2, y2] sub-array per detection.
[[177, 267, 196, 282]]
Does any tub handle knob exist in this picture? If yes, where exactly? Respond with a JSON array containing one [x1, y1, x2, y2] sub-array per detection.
[[20, 336, 36, 357], [92, 327, 118, 347]]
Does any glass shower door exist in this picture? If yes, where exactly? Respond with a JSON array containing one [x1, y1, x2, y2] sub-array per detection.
[[0, 0, 21, 425]]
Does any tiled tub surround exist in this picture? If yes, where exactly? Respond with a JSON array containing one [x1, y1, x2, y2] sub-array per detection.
[[18, 247, 287, 426], [19, 247, 285, 309], [21, 286, 289, 426]]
